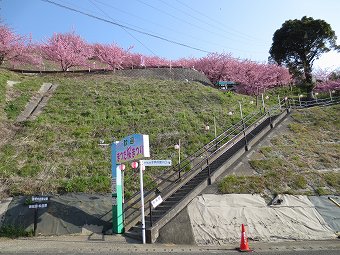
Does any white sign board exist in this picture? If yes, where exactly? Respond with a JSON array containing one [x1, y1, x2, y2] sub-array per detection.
[[151, 195, 163, 208], [115, 134, 150, 164], [142, 160, 172, 167], [32, 196, 49, 201], [29, 203, 48, 209]]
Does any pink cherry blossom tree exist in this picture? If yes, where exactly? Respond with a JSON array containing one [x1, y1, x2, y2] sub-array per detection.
[[314, 68, 340, 92], [0, 24, 37, 67], [41, 32, 91, 71], [93, 43, 132, 70], [124, 52, 143, 69], [192, 53, 291, 95]]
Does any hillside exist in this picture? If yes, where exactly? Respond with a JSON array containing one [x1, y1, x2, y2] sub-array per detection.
[[0, 69, 260, 198], [2, 68, 338, 200], [219, 104, 340, 196]]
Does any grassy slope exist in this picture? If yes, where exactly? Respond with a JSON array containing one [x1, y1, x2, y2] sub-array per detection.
[[1, 70, 262, 198], [219, 104, 340, 196], [2, 70, 338, 199]]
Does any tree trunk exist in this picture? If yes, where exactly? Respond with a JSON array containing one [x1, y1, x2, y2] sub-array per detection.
[[303, 62, 315, 99]]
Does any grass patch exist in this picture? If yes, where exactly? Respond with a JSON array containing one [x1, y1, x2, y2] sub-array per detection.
[[1, 69, 339, 198], [218, 175, 265, 194], [244, 104, 340, 196], [0, 225, 34, 238], [0, 70, 262, 197]]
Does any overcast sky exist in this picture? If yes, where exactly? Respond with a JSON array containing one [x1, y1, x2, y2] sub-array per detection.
[[1, 0, 340, 70]]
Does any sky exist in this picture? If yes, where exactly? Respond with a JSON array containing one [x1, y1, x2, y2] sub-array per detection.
[[1, 0, 340, 70]]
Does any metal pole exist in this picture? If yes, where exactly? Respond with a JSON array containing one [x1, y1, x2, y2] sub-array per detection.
[[239, 102, 248, 151], [34, 206, 38, 236], [329, 90, 333, 101], [261, 93, 265, 112], [139, 160, 146, 244], [206, 157, 211, 185], [178, 139, 181, 179], [278, 95, 281, 110], [213, 116, 217, 138], [149, 201, 153, 227], [299, 96, 301, 107]]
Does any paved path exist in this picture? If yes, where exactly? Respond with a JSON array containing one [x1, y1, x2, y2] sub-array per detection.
[[0, 235, 339, 254]]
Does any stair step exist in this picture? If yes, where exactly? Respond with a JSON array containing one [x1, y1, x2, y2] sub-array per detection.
[[165, 196, 184, 202], [124, 231, 142, 241], [154, 205, 173, 211]]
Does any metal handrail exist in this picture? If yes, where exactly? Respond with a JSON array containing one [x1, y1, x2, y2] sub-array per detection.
[[289, 96, 340, 108], [123, 103, 280, 216], [123, 95, 340, 226]]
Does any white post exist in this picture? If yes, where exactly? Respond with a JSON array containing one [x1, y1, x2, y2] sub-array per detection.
[[329, 90, 333, 101], [239, 101, 243, 119], [278, 95, 281, 110], [178, 139, 181, 165], [213, 116, 217, 138], [261, 93, 265, 111], [139, 160, 146, 244], [299, 95, 302, 107]]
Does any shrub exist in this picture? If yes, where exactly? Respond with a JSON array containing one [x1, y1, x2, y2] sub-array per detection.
[[0, 225, 34, 238]]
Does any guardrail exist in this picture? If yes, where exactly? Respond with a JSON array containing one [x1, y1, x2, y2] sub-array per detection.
[[289, 96, 340, 108]]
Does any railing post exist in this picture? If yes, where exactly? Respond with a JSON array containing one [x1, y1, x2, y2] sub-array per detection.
[[278, 95, 281, 111], [149, 200, 153, 227], [206, 156, 211, 185], [178, 139, 181, 179], [239, 102, 248, 151], [268, 108, 273, 129], [285, 97, 289, 113], [261, 93, 265, 113]]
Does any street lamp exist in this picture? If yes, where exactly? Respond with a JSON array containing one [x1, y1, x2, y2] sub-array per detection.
[[98, 138, 110, 147]]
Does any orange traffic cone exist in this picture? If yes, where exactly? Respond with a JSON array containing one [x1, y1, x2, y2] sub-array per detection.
[[239, 224, 252, 252]]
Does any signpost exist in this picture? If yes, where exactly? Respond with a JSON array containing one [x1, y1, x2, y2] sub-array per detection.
[[139, 159, 171, 243], [111, 134, 150, 234], [28, 196, 49, 236], [110, 133, 171, 244]]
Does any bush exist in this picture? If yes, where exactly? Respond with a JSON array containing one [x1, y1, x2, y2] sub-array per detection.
[[0, 225, 34, 238]]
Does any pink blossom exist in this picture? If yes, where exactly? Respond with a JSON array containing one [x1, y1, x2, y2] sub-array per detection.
[[0, 24, 37, 67], [41, 32, 91, 71], [93, 43, 132, 70]]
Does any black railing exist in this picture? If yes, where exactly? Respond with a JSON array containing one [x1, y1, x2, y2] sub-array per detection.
[[123, 95, 340, 229], [122, 100, 287, 225]]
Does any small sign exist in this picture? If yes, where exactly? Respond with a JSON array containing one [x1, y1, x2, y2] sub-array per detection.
[[29, 203, 48, 209], [112, 197, 117, 205], [111, 178, 117, 193], [151, 195, 163, 208], [32, 196, 49, 202], [142, 160, 172, 167]]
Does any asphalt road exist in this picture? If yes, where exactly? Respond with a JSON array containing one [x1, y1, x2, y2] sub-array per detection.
[[1, 250, 340, 255], [0, 236, 339, 255]]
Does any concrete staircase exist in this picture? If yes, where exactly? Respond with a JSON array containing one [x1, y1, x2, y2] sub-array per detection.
[[124, 95, 340, 243]]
